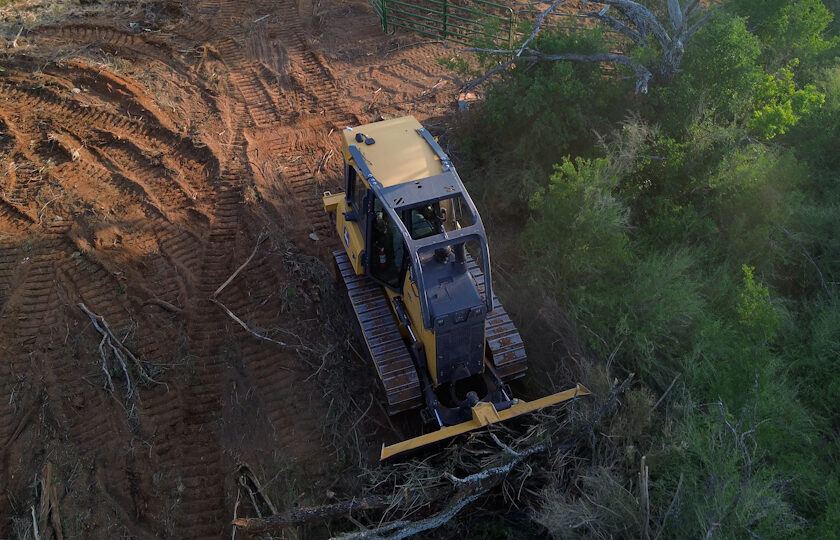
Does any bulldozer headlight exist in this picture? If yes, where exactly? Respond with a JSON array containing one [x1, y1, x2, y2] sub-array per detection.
[[436, 318, 445, 327]]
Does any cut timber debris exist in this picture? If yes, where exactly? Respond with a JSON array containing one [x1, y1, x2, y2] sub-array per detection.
[[232, 495, 391, 534], [35, 463, 63, 540], [228, 376, 634, 538]]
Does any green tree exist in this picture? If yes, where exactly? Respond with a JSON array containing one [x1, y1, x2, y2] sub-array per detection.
[[730, 0, 838, 69]]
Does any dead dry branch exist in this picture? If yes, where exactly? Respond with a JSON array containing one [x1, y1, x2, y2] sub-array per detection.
[[233, 496, 392, 534], [78, 302, 163, 395], [36, 463, 63, 540], [210, 231, 313, 353]]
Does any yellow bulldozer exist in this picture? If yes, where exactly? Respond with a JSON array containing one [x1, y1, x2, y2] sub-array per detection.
[[323, 116, 589, 460]]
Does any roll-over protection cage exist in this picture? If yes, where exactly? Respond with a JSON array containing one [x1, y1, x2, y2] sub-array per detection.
[[347, 129, 493, 330]]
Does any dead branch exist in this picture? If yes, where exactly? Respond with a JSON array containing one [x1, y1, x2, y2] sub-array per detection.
[[651, 373, 680, 412], [336, 443, 548, 540], [232, 489, 241, 540], [78, 303, 164, 392], [592, 0, 670, 46], [210, 231, 314, 353], [461, 56, 526, 91], [240, 376, 630, 539], [98, 334, 119, 395], [584, 8, 643, 44], [37, 463, 63, 540], [31, 506, 39, 540], [640, 455, 650, 540], [143, 298, 184, 314], [230, 440, 547, 537], [210, 298, 313, 353], [12, 26, 23, 49], [213, 231, 267, 298], [346, 376, 630, 539], [516, 0, 569, 56], [233, 495, 392, 534], [237, 463, 279, 517]]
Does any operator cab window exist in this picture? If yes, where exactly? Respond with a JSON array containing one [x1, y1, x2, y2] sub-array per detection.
[[405, 195, 475, 240], [408, 203, 443, 240], [352, 169, 366, 211], [370, 197, 405, 288]]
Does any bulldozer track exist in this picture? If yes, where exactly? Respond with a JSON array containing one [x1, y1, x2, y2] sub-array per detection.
[[466, 257, 528, 382], [334, 249, 424, 414], [0, 222, 149, 529]]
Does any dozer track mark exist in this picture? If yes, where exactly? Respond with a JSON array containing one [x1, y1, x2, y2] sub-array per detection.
[[334, 250, 424, 414], [466, 257, 528, 382]]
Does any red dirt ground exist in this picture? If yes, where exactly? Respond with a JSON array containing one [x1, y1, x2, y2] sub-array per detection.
[[0, 0, 462, 536]]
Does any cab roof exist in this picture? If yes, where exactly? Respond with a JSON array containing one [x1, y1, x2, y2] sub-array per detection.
[[341, 116, 444, 188]]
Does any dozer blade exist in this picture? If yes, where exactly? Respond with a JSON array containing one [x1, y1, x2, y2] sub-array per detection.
[[380, 383, 591, 460]]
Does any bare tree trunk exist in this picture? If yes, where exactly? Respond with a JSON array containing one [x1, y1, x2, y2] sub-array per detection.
[[232, 496, 391, 534]]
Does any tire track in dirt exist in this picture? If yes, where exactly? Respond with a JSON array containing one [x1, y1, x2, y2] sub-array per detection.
[[248, 24, 357, 240], [196, 3, 358, 482], [0, 54, 226, 533], [163, 168, 241, 538], [0, 81, 214, 229], [0, 198, 34, 233], [36, 24, 181, 67], [90, 137, 195, 213], [339, 45, 457, 113], [216, 37, 286, 128], [146, 3, 354, 524], [0, 80, 213, 172], [0, 0, 464, 533], [0, 224, 138, 529], [223, 254, 328, 460]]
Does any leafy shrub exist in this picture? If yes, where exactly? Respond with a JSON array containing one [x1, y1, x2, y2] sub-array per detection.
[[747, 61, 825, 139], [656, 400, 803, 539], [788, 62, 840, 177], [651, 14, 762, 133], [458, 3, 840, 534], [729, 0, 838, 69], [524, 156, 630, 306]]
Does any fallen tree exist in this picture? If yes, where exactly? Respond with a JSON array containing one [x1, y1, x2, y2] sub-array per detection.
[[232, 375, 635, 538]]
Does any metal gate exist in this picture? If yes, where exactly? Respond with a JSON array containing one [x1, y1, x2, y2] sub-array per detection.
[[368, 0, 515, 48]]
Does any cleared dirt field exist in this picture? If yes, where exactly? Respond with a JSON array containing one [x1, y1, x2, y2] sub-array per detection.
[[0, 0, 460, 536]]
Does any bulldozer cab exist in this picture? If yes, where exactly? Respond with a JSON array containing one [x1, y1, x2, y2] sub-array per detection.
[[344, 133, 494, 330]]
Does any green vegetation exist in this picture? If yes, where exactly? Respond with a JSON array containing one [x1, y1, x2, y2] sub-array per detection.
[[458, 1, 840, 536]]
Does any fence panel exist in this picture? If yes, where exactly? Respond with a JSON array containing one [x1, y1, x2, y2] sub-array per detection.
[[368, 0, 515, 48]]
